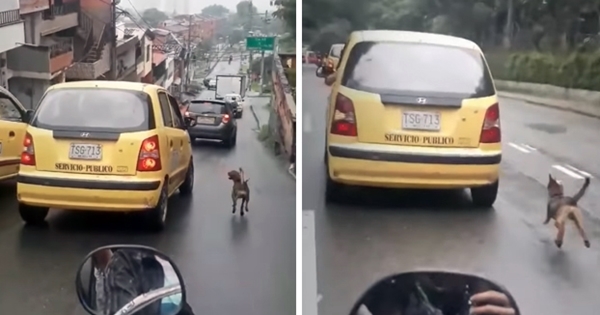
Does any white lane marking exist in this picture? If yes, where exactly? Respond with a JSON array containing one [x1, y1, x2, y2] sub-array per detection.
[[508, 142, 531, 153], [304, 113, 312, 133], [552, 164, 584, 179], [303, 210, 319, 315], [565, 164, 593, 178], [522, 144, 537, 151]]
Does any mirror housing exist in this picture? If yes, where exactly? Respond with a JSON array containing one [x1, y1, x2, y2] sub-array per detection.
[[75, 245, 187, 315], [349, 271, 520, 315], [23, 109, 34, 123]]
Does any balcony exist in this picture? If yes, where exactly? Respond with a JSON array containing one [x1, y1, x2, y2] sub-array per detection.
[[0, 9, 25, 53], [65, 43, 110, 80], [6, 38, 74, 79], [40, 2, 80, 36]]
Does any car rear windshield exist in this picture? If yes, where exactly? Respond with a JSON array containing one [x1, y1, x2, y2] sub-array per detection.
[[189, 102, 227, 114], [32, 88, 151, 132], [341, 41, 495, 99], [330, 45, 343, 58]]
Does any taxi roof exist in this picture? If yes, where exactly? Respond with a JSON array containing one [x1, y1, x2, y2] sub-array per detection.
[[47, 80, 164, 92], [351, 30, 480, 51]]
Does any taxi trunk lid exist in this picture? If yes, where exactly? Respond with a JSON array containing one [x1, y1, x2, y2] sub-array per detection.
[[352, 91, 495, 149], [30, 128, 143, 176]]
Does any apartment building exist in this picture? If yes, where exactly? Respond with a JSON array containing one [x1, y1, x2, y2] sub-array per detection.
[[0, 0, 25, 89]]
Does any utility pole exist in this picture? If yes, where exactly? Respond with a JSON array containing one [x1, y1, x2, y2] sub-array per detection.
[[110, 0, 118, 80], [185, 14, 193, 90], [248, 0, 254, 71], [259, 10, 268, 95]]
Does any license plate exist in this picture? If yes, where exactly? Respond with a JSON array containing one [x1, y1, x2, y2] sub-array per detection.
[[197, 117, 214, 124], [402, 111, 440, 131], [69, 143, 102, 160]]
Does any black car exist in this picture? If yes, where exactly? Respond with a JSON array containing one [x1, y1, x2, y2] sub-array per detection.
[[186, 100, 237, 148]]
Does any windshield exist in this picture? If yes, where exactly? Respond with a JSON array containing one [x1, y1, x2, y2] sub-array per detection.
[[32, 88, 151, 132], [189, 102, 226, 114], [330, 45, 344, 58], [341, 41, 495, 98]]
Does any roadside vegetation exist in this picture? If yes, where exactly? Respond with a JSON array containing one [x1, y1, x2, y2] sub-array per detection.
[[304, 0, 600, 91]]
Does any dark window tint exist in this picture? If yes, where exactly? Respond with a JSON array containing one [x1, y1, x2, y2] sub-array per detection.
[[158, 92, 174, 127], [189, 102, 227, 114], [341, 41, 495, 98], [329, 45, 343, 58], [32, 89, 151, 132], [167, 94, 184, 128]]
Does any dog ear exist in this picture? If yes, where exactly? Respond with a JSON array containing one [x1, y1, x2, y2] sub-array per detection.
[[549, 174, 555, 182]]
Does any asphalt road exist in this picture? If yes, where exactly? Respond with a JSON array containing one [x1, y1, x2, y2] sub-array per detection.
[[0, 59, 295, 315], [302, 64, 600, 315]]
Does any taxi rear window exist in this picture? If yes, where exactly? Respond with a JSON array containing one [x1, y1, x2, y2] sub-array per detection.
[[341, 41, 495, 99], [189, 102, 227, 114], [32, 88, 152, 132]]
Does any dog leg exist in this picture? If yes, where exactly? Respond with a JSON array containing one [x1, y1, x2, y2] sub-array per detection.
[[571, 210, 591, 248], [555, 219, 566, 248], [245, 194, 250, 212], [240, 199, 245, 216]]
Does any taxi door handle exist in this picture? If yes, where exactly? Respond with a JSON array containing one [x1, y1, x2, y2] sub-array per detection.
[[169, 140, 173, 147], [180, 140, 183, 145]]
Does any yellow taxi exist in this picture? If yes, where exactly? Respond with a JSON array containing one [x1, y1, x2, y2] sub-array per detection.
[[324, 30, 501, 207], [0, 86, 31, 182], [16, 81, 194, 230], [323, 43, 344, 75]]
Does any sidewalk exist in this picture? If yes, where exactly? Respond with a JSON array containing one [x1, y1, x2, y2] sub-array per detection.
[[498, 90, 600, 119]]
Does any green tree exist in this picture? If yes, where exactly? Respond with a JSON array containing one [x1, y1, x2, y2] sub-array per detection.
[[272, 0, 295, 33], [201, 4, 230, 18], [141, 8, 168, 27]]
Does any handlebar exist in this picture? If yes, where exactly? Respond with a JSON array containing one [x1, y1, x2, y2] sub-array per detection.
[[113, 284, 182, 315]]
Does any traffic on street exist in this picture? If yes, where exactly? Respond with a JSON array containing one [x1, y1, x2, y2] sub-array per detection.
[[302, 63, 600, 315], [0, 57, 295, 315]]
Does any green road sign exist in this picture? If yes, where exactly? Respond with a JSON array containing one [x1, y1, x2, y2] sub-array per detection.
[[246, 36, 275, 51]]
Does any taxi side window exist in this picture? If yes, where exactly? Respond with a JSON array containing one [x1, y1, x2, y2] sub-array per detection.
[[157, 92, 174, 127], [166, 94, 184, 129], [0, 94, 23, 122]]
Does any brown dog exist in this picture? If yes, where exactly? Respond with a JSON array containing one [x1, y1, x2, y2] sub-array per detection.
[[545, 174, 590, 248], [227, 168, 250, 216]]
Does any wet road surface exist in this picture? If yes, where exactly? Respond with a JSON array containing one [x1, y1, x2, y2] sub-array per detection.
[[302, 64, 600, 315], [0, 59, 295, 315]]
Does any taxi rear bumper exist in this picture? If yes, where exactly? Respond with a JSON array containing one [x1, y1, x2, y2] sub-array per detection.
[[16, 174, 162, 211], [327, 143, 501, 189]]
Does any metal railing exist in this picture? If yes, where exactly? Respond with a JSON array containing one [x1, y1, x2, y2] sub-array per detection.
[[0, 9, 20, 27], [50, 38, 73, 58]]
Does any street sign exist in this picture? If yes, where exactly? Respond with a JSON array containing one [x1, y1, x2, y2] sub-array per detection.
[[246, 36, 275, 51]]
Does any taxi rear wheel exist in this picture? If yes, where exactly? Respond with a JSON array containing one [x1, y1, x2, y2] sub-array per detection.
[[147, 184, 168, 231], [325, 166, 344, 203], [18, 204, 49, 225], [470, 180, 499, 208], [179, 161, 194, 196]]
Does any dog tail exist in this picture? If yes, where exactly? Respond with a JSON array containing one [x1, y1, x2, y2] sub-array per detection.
[[572, 177, 591, 203]]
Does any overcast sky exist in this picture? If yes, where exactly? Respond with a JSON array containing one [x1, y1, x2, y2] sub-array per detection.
[[120, 0, 273, 14]]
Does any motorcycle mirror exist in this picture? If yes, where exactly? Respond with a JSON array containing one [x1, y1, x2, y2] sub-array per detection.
[[348, 271, 520, 315], [75, 245, 187, 315]]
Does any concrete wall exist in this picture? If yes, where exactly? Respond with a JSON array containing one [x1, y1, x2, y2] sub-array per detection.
[[0, 22, 25, 54], [8, 77, 49, 109], [1, 0, 20, 11]]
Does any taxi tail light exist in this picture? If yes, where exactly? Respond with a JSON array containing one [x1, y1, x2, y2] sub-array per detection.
[[331, 93, 357, 137], [137, 135, 162, 172], [222, 114, 231, 124], [480, 103, 501, 143], [20, 132, 35, 166]]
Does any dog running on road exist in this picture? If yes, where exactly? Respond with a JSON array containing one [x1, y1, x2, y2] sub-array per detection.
[[227, 168, 250, 216], [545, 174, 591, 248]]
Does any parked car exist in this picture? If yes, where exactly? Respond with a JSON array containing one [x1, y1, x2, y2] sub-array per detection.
[[224, 93, 245, 118]]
